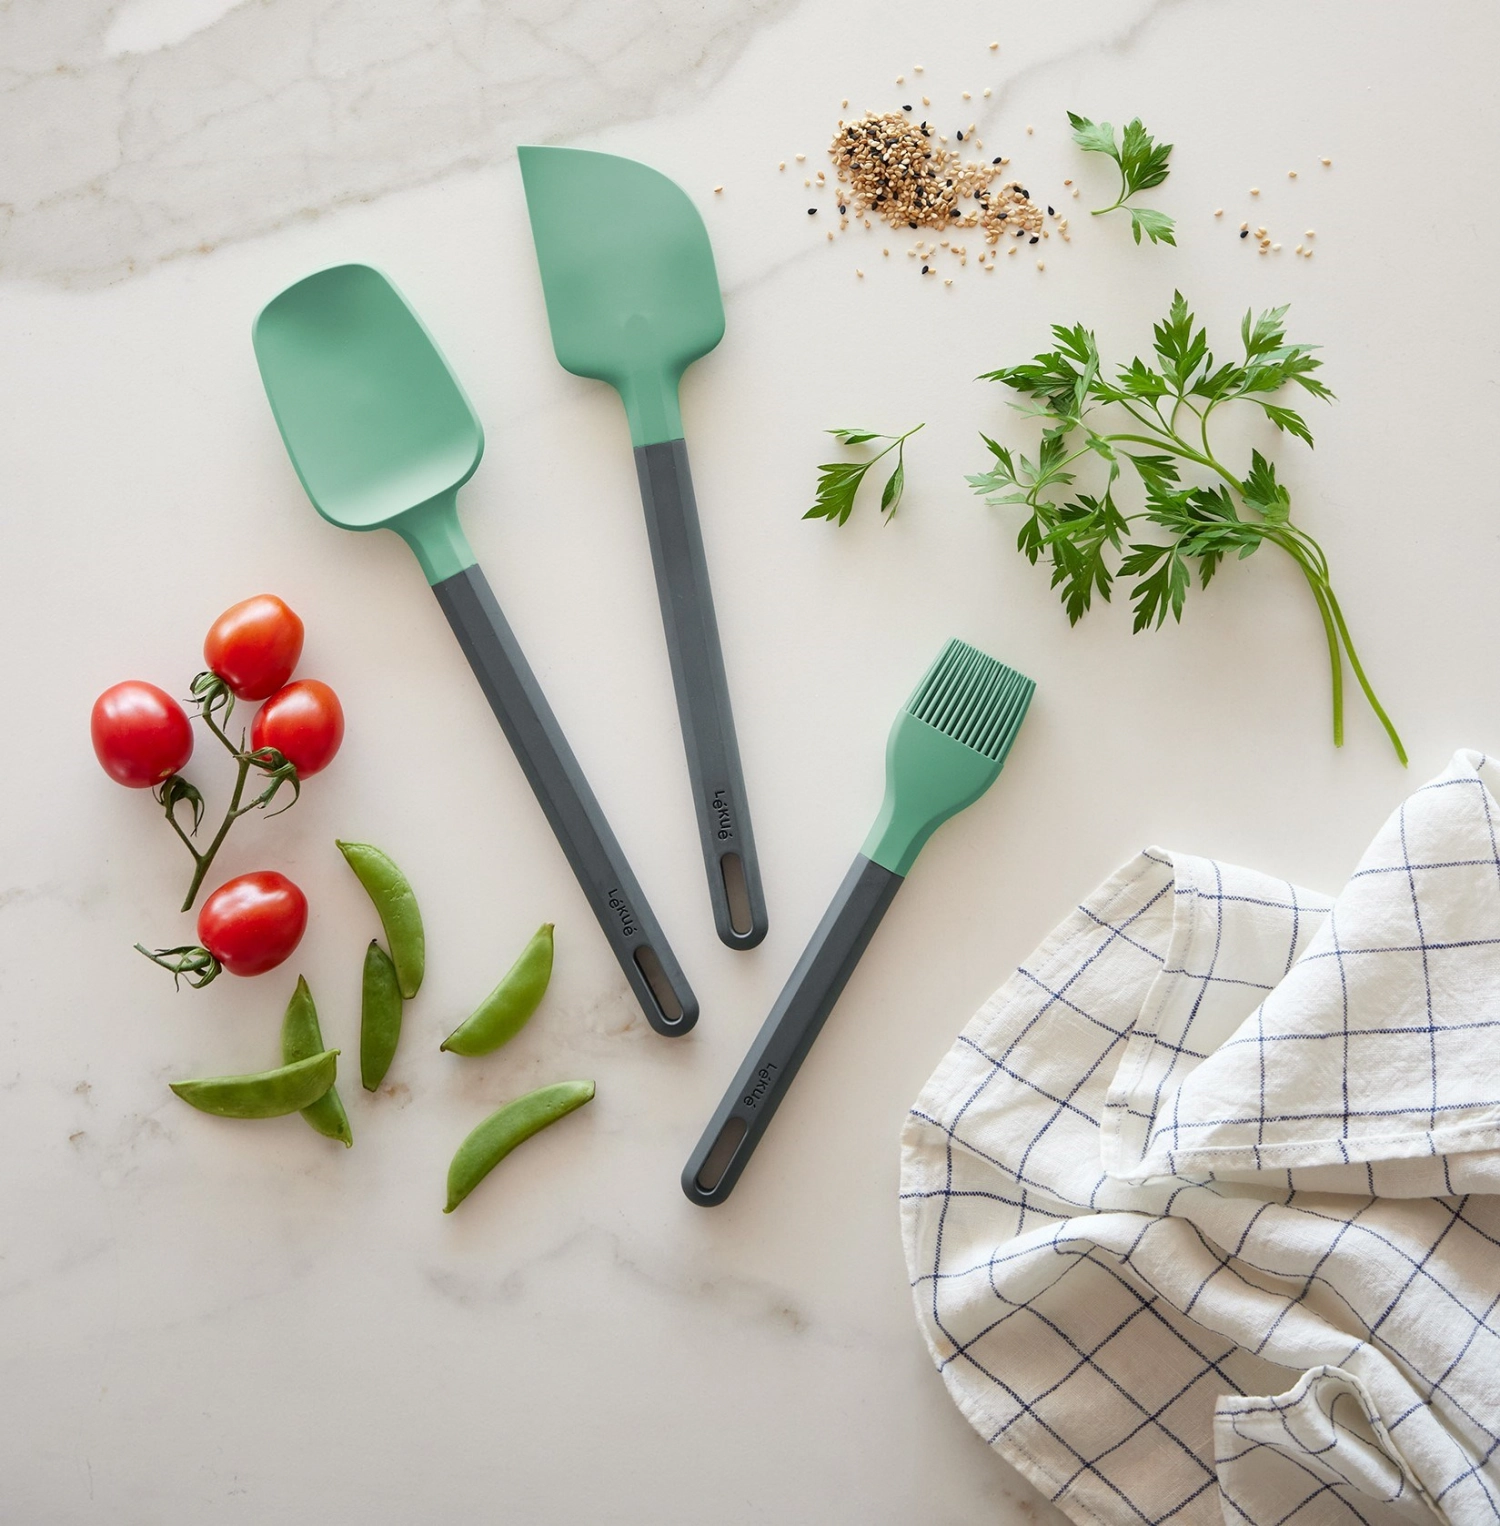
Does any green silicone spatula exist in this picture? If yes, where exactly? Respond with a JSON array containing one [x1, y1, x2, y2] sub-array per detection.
[[252, 263, 696, 1036], [519, 146, 768, 953]]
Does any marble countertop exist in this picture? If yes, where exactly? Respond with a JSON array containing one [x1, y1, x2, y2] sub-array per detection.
[[4, 1, 1498, 1520]]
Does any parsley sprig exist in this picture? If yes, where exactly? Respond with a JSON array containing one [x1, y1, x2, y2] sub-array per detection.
[[805, 424, 924, 525], [1067, 111, 1175, 246], [968, 292, 1405, 762]]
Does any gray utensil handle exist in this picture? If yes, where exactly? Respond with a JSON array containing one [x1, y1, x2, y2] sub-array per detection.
[[634, 439, 768, 951], [433, 564, 697, 1036], [681, 854, 902, 1204]]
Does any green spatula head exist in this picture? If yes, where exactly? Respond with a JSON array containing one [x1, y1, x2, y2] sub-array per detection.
[[252, 264, 482, 584], [519, 146, 724, 447]]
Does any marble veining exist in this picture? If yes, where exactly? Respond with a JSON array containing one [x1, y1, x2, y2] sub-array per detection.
[[0, 0, 798, 286]]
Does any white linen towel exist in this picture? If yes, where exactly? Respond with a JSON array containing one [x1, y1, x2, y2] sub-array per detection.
[[902, 750, 1500, 1524]]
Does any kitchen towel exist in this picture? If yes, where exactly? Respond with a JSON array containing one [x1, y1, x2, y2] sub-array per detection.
[[901, 749, 1500, 1524]]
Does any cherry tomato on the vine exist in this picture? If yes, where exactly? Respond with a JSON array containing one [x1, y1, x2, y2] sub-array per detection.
[[197, 872, 308, 977], [251, 680, 344, 777], [204, 595, 304, 701], [91, 681, 194, 788]]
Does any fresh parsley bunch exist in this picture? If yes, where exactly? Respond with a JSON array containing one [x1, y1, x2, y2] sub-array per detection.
[[1067, 111, 1174, 245], [805, 424, 924, 525], [968, 292, 1404, 761]]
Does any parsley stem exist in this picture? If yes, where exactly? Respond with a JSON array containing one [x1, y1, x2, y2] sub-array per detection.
[[1319, 580, 1408, 765]]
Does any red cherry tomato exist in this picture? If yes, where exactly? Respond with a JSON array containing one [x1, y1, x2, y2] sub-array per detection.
[[251, 680, 344, 777], [203, 595, 305, 701], [91, 681, 194, 788], [197, 872, 308, 977]]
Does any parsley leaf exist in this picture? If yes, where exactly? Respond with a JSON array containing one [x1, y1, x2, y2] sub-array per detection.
[[805, 424, 924, 525], [970, 293, 1405, 762], [1067, 110, 1176, 245]]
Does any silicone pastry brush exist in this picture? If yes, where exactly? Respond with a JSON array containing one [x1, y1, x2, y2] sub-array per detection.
[[519, 146, 768, 952], [682, 640, 1035, 1204], [252, 264, 696, 1036]]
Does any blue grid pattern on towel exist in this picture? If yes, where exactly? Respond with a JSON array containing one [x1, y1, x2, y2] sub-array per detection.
[[902, 817, 1500, 1524]]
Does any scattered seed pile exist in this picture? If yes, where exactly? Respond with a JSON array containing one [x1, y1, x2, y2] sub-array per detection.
[[824, 110, 1062, 277], [829, 111, 995, 229]]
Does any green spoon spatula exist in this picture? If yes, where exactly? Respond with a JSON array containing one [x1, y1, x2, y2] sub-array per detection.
[[519, 146, 768, 953], [252, 263, 696, 1036], [682, 641, 1035, 1204]]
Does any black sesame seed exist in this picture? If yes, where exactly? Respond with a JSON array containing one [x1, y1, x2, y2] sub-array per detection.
[[903, 104, 912, 111], [992, 157, 1002, 165], [909, 221, 918, 228], [808, 208, 817, 215], [1047, 206, 1055, 215], [921, 264, 929, 273], [1239, 229, 1248, 238], [1029, 235, 1038, 244], [956, 130, 964, 141], [1018, 188, 1028, 198]]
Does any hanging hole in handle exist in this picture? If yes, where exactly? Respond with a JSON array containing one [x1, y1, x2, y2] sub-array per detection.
[[720, 852, 753, 937], [633, 945, 683, 1024], [695, 1116, 748, 1193]]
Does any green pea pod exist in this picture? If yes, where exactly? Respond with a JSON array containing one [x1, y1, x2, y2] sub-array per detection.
[[337, 840, 425, 998], [441, 923, 554, 1057], [281, 975, 353, 1146], [360, 940, 404, 1091], [171, 1050, 340, 1119], [444, 1079, 595, 1213]]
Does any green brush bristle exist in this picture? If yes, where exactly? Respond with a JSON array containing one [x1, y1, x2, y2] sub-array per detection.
[[906, 639, 1035, 763], [862, 638, 1035, 876]]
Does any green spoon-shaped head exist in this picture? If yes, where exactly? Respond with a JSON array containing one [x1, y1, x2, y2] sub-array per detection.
[[519, 146, 724, 447], [252, 263, 481, 584]]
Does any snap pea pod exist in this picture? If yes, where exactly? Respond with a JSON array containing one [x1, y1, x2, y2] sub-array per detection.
[[281, 975, 352, 1146], [444, 1079, 595, 1213], [337, 840, 424, 998], [360, 939, 404, 1091], [441, 923, 554, 1057], [170, 1050, 339, 1119]]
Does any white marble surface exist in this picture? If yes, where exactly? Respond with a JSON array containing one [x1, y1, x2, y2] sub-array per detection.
[[3, 1, 1499, 1520]]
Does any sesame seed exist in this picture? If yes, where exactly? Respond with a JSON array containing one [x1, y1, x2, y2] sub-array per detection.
[[841, 99, 849, 108], [778, 161, 785, 171], [1071, 187, 1079, 197], [1063, 178, 1073, 186], [1320, 157, 1332, 166], [962, 91, 971, 100], [1008, 246, 1016, 256], [1026, 124, 1034, 134], [922, 95, 930, 105], [1304, 248, 1314, 258], [1036, 260, 1045, 270], [1271, 242, 1281, 250], [989, 40, 998, 48], [795, 153, 805, 162], [914, 64, 923, 72], [1213, 208, 1223, 217], [1295, 245, 1304, 254], [713, 185, 723, 193], [1288, 169, 1297, 178], [826, 231, 833, 241], [856, 268, 864, 277], [1239, 220, 1248, 230], [896, 75, 904, 84], [944, 278, 952, 286], [1306, 229, 1316, 238], [983, 87, 991, 97]]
